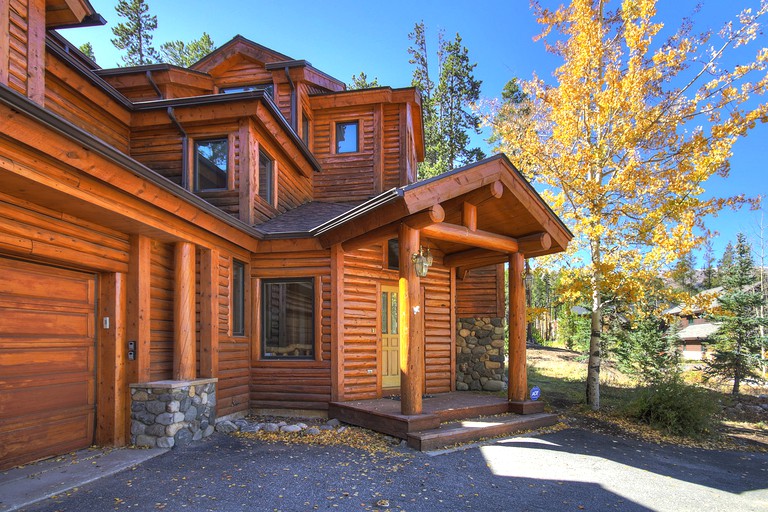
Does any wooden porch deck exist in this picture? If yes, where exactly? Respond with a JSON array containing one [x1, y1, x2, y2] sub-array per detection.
[[328, 392, 557, 451]]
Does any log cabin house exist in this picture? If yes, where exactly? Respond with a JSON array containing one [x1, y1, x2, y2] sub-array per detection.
[[0, 0, 571, 466]]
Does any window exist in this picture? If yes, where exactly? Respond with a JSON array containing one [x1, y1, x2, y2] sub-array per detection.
[[261, 278, 314, 359], [387, 238, 400, 270], [220, 84, 274, 98], [335, 121, 359, 153], [232, 260, 246, 336], [302, 113, 310, 144], [194, 138, 228, 191], [258, 149, 274, 205]]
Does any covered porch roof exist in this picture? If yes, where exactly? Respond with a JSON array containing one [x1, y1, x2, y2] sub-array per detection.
[[314, 154, 572, 264]]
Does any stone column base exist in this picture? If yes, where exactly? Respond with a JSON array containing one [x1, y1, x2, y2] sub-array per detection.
[[130, 378, 217, 449], [508, 400, 545, 415]]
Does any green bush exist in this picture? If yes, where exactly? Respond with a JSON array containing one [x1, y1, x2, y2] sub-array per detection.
[[626, 378, 718, 439]]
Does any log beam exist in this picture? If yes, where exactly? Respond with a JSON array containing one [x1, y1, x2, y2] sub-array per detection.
[[518, 233, 552, 253], [174, 242, 196, 380], [462, 202, 477, 231], [508, 252, 527, 402], [422, 223, 519, 253], [341, 204, 444, 253], [398, 224, 423, 415], [444, 248, 505, 269]]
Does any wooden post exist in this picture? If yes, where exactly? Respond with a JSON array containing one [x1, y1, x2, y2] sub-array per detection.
[[199, 247, 220, 378], [174, 242, 196, 380], [330, 244, 345, 401], [127, 235, 151, 383], [399, 223, 423, 415], [508, 252, 527, 402], [97, 272, 127, 446]]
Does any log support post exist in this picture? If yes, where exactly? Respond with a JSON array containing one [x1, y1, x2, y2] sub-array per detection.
[[174, 242, 196, 381], [398, 223, 423, 415], [508, 252, 543, 414], [199, 247, 219, 378]]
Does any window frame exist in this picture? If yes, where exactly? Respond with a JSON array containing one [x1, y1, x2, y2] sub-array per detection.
[[385, 238, 400, 271], [335, 120, 359, 154], [258, 148, 275, 207], [193, 136, 232, 192], [231, 259, 246, 337], [219, 83, 275, 98], [257, 276, 319, 361]]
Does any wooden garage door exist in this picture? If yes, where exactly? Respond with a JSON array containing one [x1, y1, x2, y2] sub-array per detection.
[[0, 258, 97, 471]]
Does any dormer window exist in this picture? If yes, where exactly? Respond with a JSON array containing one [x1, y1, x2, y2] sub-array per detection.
[[220, 84, 274, 98], [194, 138, 229, 191], [335, 121, 359, 154]]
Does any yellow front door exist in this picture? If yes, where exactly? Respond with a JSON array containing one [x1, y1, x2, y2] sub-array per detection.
[[381, 286, 400, 389]]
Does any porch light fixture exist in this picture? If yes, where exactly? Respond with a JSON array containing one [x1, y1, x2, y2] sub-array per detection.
[[412, 245, 433, 278]]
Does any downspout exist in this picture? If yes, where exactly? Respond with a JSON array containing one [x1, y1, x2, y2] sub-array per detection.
[[284, 66, 297, 131], [167, 107, 189, 189]]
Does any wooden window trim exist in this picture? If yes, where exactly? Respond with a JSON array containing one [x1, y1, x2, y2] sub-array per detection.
[[251, 275, 322, 366], [334, 120, 360, 154]]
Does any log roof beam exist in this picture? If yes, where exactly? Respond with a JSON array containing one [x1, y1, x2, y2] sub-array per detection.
[[341, 204, 444, 253]]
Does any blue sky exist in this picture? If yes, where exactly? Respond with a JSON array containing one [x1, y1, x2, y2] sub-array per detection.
[[61, 0, 767, 263]]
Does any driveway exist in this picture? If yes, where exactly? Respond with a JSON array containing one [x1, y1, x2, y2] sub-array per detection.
[[18, 428, 768, 512]]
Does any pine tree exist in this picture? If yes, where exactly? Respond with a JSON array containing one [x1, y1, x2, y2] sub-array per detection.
[[671, 252, 698, 294], [78, 42, 96, 62], [717, 242, 736, 286], [704, 233, 767, 394], [161, 32, 216, 67], [348, 72, 380, 90], [111, 0, 160, 66], [408, 22, 484, 179], [702, 239, 717, 289]]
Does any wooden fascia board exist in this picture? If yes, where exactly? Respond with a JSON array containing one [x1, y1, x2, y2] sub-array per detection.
[[315, 196, 411, 249], [402, 162, 502, 213], [0, 90, 261, 252]]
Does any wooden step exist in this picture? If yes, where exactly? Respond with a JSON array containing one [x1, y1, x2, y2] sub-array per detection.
[[406, 413, 559, 451]]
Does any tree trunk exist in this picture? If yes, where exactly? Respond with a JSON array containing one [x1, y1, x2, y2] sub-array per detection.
[[586, 239, 602, 410]]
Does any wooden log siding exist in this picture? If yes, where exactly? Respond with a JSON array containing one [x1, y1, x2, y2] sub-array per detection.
[[0, 192, 130, 273], [216, 253, 250, 418], [382, 104, 402, 191], [456, 265, 505, 319], [342, 244, 453, 400], [312, 107, 376, 203], [3, 0, 34, 99], [129, 130, 184, 186], [149, 240, 174, 381], [45, 52, 131, 153], [250, 250, 333, 411]]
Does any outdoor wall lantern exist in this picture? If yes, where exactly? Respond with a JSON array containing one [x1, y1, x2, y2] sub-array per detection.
[[412, 245, 433, 278]]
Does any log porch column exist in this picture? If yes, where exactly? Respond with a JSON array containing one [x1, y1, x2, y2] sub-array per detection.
[[508, 252, 527, 402], [398, 223, 424, 415], [174, 242, 196, 380]]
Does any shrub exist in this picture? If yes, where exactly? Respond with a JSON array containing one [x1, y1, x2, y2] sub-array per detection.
[[626, 378, 718, 439]]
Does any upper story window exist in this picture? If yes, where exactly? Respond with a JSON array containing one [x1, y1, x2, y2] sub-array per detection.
[[194, 138, 229, 191], [220, 84, 274, 98], [335, 121, 359, 154], [258, 149, 274, 205], [302, 113, 310, 145]]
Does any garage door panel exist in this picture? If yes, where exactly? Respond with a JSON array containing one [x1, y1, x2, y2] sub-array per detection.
[[0, 257, 96, 471], [0, 260, 94, 305], [0, 409, 95, 470], [0, 345, 93, 378], [0, 307, 95, 337], [0, 378, 94, 417]]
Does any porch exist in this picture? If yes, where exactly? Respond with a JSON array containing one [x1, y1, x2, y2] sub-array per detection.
[[328, 391, 557, 451]]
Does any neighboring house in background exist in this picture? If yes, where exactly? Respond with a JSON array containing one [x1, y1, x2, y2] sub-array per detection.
[[0, 1, 571, 469], [665, 287, 722, 360]]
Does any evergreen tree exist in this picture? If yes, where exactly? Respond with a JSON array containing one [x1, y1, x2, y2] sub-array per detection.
[[717, 242, 736, 285], [671, 252, 698, 294], [702, 239, 717, 289], [408, 22, 484, 179], [78, 42, 96, 62], [348, 72, 380, 90], [111, 0, 160, 66], [704, 233, 767, 394], [161, 32, 216, 67], [614, 316, 681, 383]]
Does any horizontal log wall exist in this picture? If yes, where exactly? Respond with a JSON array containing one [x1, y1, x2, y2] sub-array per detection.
[[312, 106, 376, 203], [149, 240, 174, 381], [216, 253, 250, 417], [456, 264, 505, 318], [0, 192, 130, 273], [250, 250, 332, 410], [343, 243, 453, 399], [4, 0, 31, 97], [45, 52, 131, 153], [382, 104, 402, 191]]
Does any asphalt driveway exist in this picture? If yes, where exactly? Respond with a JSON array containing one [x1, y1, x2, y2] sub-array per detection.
[[17, 428, 768, 512]]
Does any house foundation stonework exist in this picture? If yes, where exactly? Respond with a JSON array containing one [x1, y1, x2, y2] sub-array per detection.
[[456, 318, 507, 392], [130, 379, 217, 449]]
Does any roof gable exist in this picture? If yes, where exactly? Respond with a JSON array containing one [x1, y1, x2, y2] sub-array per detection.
[[191, 35, 292, 75]]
